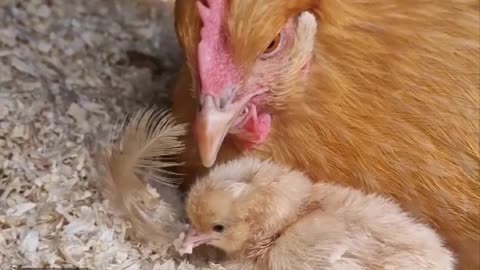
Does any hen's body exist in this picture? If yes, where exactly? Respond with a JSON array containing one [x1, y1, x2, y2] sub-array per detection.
[[172, 0, 480, 267]]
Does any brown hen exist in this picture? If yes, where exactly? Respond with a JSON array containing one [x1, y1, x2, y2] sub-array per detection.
[[169, 0, 480, 268]]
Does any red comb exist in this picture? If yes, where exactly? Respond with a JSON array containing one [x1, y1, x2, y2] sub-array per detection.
[[196, 0, 240, 96]]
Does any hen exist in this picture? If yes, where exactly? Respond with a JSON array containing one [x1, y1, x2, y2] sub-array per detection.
[[181, 157, 455, 270], [170, 0, 480, 268]]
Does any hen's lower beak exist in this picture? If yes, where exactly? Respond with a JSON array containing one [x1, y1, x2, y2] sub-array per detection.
[[179, 227, 216, 255], [195, 95, 244, 168]]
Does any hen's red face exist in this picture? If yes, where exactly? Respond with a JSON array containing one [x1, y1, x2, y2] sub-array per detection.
[[193, 0, 310, 167]]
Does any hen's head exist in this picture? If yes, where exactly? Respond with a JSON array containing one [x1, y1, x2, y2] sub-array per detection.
[[182, 157, 312, 255], [175, 0, 319, 167]]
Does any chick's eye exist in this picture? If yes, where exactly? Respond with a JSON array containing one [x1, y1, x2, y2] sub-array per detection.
[[212, 224, 225, 233], [262, 33, 282, 56]]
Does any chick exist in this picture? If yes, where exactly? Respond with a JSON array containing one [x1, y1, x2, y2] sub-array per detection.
[[180, 157, 455, 270]]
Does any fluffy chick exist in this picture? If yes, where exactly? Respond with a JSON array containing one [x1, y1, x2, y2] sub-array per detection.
[[181, 157, 455, 270]]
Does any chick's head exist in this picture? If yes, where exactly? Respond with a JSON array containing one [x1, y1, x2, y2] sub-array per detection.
[[181, 157, 312, 255], [183, 158, 263, 254], [184, 186, 250, 254]]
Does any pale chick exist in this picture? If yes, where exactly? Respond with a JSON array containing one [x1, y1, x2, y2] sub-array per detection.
[[180, 157, 455, 270]]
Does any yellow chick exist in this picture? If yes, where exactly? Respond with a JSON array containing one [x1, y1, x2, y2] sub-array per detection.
[[180, 157, 455, 270]]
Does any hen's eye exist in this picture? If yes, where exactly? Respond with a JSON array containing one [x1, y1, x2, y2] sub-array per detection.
[[240, 107, 248, 117], [212, 224, 225, 233], [263, 33, 282, 55]]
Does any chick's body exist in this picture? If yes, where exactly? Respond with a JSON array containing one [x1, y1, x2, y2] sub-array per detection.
[[183, 157, 455, 270]]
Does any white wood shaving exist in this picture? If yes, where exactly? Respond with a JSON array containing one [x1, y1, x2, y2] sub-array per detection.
[[6, 202, 37, 216], [0, 0, 223, 269]]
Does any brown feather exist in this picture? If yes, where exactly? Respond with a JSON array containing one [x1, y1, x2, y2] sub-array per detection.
[[99, 107, 187, 248]]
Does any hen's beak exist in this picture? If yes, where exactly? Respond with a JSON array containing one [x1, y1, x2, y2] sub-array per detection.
[[179, 227, 216, 255], [196, 95, 244, 168]]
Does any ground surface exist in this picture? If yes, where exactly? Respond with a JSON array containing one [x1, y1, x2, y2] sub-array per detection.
[[0, 0, 219, 269]]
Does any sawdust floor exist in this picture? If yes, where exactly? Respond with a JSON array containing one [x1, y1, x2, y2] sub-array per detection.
[[0, 0, 219, 269]]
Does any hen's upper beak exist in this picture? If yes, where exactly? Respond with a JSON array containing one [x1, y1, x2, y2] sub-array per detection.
[[195, 95, 244, 168]]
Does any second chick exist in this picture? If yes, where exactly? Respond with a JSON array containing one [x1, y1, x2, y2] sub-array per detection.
[[181, 157, 455, 270]]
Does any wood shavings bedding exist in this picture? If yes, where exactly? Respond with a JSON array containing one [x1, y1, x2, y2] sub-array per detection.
[[0, 0, 221, 269]]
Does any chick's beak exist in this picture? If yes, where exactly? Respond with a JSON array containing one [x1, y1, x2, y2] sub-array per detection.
[[196, 95, 244, 168], [179, 227, 217, 255]]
